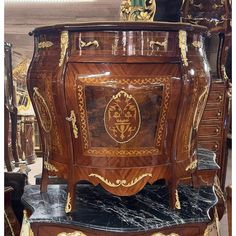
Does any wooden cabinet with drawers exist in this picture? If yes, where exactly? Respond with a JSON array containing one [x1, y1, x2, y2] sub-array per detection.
[[198, 80, 230, 189]]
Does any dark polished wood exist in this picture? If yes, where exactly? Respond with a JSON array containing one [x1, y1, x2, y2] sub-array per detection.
[[181, 0, 231, 191], [31, 222, 208, 236], [4, 42, 20, 169], [226, 185, 232, 236], [27, 22, 210, 212], [4, 186, 21, 236]]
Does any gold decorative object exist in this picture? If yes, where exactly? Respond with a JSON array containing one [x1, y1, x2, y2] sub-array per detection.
[[185, 159, 198, 171], [179, 30, 188, 66], [59, 31, 69, 67], [175, 190, 181, 209], [66, 110, 79, 139], [212, 3, 223, 10], [192, 40, 202, 48], [57, 231, 87, 236], [203, 207, 220, 236], [4, 211, 15, 236], [33, 87, 52, 133], [89, 173, 152, 188], [104, 90, 141, 143], [12, 58, 29, 81], [151, 233, 180, 236], [150, 39, 168, 50], [221, 65, 228, 80], [20, 210, 34, 236], [44, 161, 58, 172], [120, 0, 156, 22], [38, 41, 54, 49], [65, 192, 72, 213], [214, 175, 226, 204], [80, 40, 99, 48], [77, 76, 170, 157]]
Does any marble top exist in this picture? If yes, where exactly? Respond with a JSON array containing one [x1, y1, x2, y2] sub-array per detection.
[[22, 183, 217, 232], [197, 148, 220, 170]]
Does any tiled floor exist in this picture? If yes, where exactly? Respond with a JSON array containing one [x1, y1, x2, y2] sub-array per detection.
[[27, 149, 232, 236]]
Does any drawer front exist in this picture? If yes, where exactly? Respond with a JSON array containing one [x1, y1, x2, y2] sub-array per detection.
[[198, 124, 222, 138], [198, 140, 222, 153], [200, 107, 224, 123], [206, 90, 225, 107], [70, 31, 178, 57]]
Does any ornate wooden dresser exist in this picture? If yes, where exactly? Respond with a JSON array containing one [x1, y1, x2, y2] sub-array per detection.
[[181, 0, 232, 191], [27, 22, 210, 212]]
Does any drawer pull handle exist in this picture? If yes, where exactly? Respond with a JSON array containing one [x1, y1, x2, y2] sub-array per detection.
[[150, 39, 168, 50], [66, 110, 78, 139], [217, 111, 222, 118], [213, 144, 219, 150], [215, 128, 220, 134], [80, 40, 99, 48], [218, 95, 223, 101]]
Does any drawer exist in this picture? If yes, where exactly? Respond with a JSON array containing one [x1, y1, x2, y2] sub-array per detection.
[[70, 31, 178, 57], [198, 124, 222, 138], [198, 140, 222, 153], [206, 90, 225, 107], [200, 107, 224, 122]]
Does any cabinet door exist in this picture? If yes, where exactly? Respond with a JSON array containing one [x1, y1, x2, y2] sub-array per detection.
[[65, 63, 181, 168]]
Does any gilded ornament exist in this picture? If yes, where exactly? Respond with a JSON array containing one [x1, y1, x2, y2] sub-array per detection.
[[66, 110, 79, 139], [120, 0, 156, 22], [151, 233, 180, 236], [89, 173, 152, 188], [185, 159, 198, 171], [150, 39, 168, 50], [20, 210, 34, 236], [33, 87, 52, 133], [179, 30, 188, 66], [65, 192, 72, 213], [57, 231, 87, 236], [80, 40, 99, 48], [192, 40, 202, 48], [221, 65, 228, 80], [175, 190, 181, 209], [12, 58, 28, 80], [38, 41, 54, 49], [59, 31, 69, 67], [104, 90, 141, 144], [44, 161, 58, 172]]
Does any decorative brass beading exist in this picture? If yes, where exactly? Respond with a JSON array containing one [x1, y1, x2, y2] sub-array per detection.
[[89, 173, 152, 188], [151, 233, 180, 236], [65, 192, 72, 213], [66, 110, 79, 139], [150, 39, 168, 50], [59, 31, 69, 67], [175, 190, 181, 209], [179, 30, 188, 66], [57, 231, 87, 236], [185, 159, 198, 171], [214, 175, 226, 204], [120, 0, 156, 22], [4, 211, 15, 236], [38, 41, 54, 49], [203, 207, 220, 236], [104, 90, 141, 144], [44, 161, 58, 172], [33, 87, 52, 133], [80, 40, 99, 48]]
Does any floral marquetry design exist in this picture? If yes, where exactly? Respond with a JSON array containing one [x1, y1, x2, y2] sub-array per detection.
[[104, 90, 141, 144]]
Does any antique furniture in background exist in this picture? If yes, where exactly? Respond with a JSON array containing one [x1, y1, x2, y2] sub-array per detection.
[[27, 22, 210, 212], [4, 42, 20, 171], [4, 186, 21, 236], [181, 0, 231, 191]]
